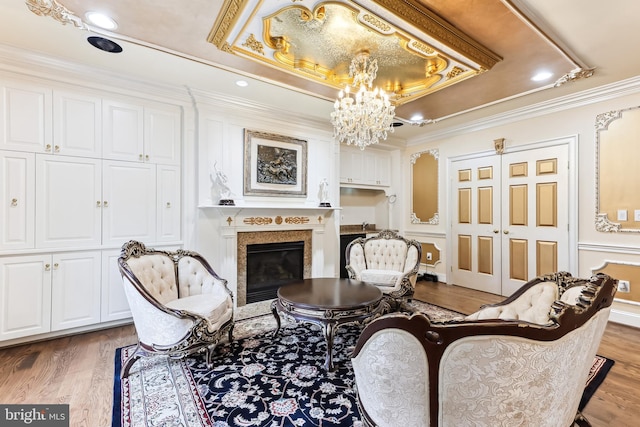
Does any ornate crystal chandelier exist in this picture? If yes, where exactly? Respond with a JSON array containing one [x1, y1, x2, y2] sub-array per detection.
[[330, 51, 395, 150]]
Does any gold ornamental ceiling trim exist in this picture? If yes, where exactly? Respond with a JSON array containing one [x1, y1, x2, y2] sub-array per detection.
[[370, 0, 502, 70], [208, 0, 502, 105]]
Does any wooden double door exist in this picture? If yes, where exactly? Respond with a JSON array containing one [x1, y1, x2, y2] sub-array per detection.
[[450, 142, 570, 296]]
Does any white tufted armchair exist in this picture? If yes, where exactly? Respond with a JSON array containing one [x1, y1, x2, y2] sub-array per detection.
[[345, 230, 422, 302], [352, 272, 617, 427], [118, 240, 234, 378]]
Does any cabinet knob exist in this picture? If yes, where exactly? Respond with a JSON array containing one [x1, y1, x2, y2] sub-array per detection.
[[54, 145, 60, 153], [166, 202, 171, 208], [503, 230, 510, 234], [139, 154, 144, 160], [145, 154, 150, 161], [103, 201, 109, 207], [53, 263, 59, 269], [96, 201, 101, 207], [11, 198, 18, 206], [45, 144, 52, 152], [45, 263, 51, 271], [493, 229, 499, 234]]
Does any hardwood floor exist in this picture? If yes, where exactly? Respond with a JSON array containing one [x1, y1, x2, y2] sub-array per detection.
[[0, 281, 638, 426]]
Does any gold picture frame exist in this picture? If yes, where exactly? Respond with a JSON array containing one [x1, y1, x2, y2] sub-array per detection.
[[243, 129, 307, 197]]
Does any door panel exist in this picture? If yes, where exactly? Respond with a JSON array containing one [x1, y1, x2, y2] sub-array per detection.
[[451, 156, 501, 294], [501, 145, 568, 295], [450, 143, 569, 296]]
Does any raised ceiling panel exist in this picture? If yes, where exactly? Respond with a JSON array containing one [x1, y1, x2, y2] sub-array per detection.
[[209, 1, 500, 106]]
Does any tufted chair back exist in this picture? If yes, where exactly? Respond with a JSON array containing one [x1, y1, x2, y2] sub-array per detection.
[[345, 230, 422, 302], [118, 240, 234, 378], [352, 272, 617, 427], [126, 253, 178, 305]]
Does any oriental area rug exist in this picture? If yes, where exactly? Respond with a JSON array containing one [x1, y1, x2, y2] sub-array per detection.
[[113, 301, 614, 427]]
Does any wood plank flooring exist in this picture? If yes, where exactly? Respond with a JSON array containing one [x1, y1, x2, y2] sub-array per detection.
[[0, 281, 638, 426]]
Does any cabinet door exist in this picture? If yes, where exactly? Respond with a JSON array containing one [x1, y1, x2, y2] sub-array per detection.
[[157, 164, 181, 242], [101, 249, 131, 322], [361, 151, 378, 185], [102, 160, 156, 245], [50, 251, 101, 331], [0, 83, 52, 152], [340, 149, 364, 183], [145, 103, 181, 165], [53, 91, 101, 157], [102, 99, 144, 161], [35, 155, 102, 248], [0, 254, 52, 340], [0, 150, 35, 249], [374, 151, 391, 186]]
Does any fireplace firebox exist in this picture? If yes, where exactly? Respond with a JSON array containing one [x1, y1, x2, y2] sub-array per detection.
[[246, 240, 304, 304]]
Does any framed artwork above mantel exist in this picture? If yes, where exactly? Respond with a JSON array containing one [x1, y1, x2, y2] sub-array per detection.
[[244, 129, 308, 197]]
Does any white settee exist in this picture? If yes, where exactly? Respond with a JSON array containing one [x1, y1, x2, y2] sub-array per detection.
[[345, 230, 422, 302], [351, 272, 617, 427], [118, 240, 234, 377]]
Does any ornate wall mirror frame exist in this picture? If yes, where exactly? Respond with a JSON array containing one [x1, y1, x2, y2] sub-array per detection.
[[595, 105, 640, 232], [410, 149, 439, 224]]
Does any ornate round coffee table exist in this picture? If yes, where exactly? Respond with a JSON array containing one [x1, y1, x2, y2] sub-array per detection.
[[271, 277, 387, 371]]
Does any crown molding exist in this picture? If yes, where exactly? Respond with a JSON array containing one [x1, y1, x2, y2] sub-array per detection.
[[407, 75, 640, 145], [0, 43, 193, 105]]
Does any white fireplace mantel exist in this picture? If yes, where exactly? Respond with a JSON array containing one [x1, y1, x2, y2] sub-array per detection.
[[208, 205, 339, 313], [199, 204, 340, 215]]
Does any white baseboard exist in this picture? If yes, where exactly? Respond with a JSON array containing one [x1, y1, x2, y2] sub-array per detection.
[[609, 308, 640, 329]]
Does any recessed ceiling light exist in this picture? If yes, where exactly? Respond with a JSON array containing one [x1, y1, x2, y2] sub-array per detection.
[[410, 114, 424, 121], [531, 71, 553, 82], [85, 12, 118, 30], [235, 80, 249, 87]]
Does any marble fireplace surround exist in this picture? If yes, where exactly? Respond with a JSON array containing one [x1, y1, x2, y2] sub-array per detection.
[[237, 229, 312, 306], [216, 206, 335, 316]]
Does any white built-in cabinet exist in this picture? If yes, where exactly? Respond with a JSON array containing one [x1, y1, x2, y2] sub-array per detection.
[[0, 251, 101, 340], [0, 77, 183, 344], [101, 249, 132, 322], [36, 155, 103, 248], [0, 82, 52, 153], [340, 146, 391, 187], [103, 99, 181, 165], [0, 150, 35, 250]]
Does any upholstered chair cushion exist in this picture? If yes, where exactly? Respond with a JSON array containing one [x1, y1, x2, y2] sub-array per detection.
[[465, 281, 558, 324], [126, 253, 178, 305], [360, 269, 402, 287], [560, 285, 586, 305], [165, 292, 233, 332]]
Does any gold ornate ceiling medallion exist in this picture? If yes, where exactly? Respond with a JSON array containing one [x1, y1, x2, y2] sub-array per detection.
[[25, 0, 84, 28], [209, 0, 501, 106]]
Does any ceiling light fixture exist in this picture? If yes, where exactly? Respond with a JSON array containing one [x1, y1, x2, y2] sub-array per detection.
[[330, 51, 395, 150], [531, 70, 553, 81], [85, 12, 117, 30]]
